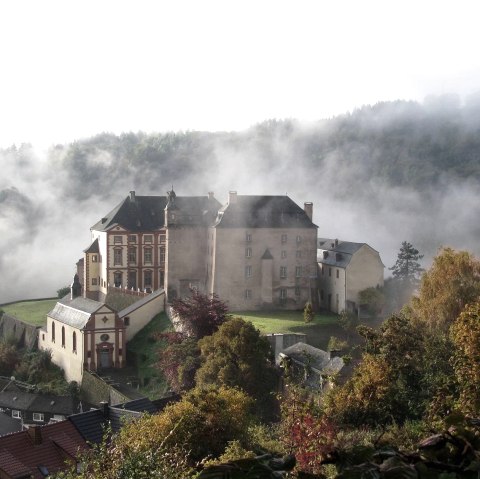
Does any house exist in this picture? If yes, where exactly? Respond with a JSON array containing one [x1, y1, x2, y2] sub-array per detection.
[[38, 279, 127, 382], [317, 238, 384, 314], [279, 342, 344, 390], [0, 420, 87, 478], [80, 189, 317, 311], [206, 193, 318, 310], [0, 391, 79, 427]]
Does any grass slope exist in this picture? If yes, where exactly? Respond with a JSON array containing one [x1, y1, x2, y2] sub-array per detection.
[[2, 299, 57, 326], [234, 310, 343, 350], [127, 312, 173, 398]]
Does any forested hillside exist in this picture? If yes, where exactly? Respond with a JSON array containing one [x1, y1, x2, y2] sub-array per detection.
[[2, 95, 480, 301]]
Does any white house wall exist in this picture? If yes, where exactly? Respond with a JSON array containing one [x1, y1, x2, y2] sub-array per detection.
[[346, 245, 384, 304], [39, 318, 84, 383]]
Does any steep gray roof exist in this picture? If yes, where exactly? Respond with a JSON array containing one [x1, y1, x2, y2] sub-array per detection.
[[214, 196, 317, 229], [84, 238, 99, 254], [317, 238, 366, 268], [48, 297, 111, 329], [91, 193, 221, 232], [281, 342, 344, 376]]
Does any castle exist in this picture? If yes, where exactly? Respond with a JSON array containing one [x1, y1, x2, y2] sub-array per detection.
[[79, 189, 318, 311]]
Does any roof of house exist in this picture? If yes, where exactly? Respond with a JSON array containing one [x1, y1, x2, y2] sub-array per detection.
[[48, 296, 114, 329], [84, 238, 99, 254], [0, 413, 22, 437], [215, 195, 317, 229], [317, 238, 368, 268], [68, 409, 105, 444], [91, 192, 221, 232], [0, 420, 87, 479], [280, 342, 344, 376], [0, 392, 78, 416]]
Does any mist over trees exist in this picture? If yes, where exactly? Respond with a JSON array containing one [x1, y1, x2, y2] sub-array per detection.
[[3, 95, 480, 302]]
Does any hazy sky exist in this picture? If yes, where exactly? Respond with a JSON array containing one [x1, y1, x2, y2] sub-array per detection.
[[1, 0, 479, 148]]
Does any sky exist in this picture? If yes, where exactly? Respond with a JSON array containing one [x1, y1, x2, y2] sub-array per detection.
[[1, 0, 480, 148]]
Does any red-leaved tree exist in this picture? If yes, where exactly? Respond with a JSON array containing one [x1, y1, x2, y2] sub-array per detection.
[[171, 289, 230, 339]]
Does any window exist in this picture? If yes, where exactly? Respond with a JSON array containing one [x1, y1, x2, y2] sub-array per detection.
[[245, 289, 252, 299], [144, 248, 153, 264], [144, 235, 153, 243], [114, 249, 122, 266], [128, 247, 136, 263], [92, 254, 98, 262], [246, 232, 252, 242], [61, 326, 65, 348], [12, 410, 20, 419], [124, 317, 130, 326], [296, 250, 302, 258], [295, 266, 302, 278], [114, 271, 122, 287], [280, 266, 287, 278], [159, 234, 166, 244], [114, 235, 122, 244], [160, 247, 166, 263], [129, 235, 136, 242], [329, 267, 332, 277], [296, 235, 302, 244], [144, 270, 152, 288], [33, 413, 44, 422], [295, 286, 301, 296], [281, 250, 287, 259], [245, 265, 252, 278], [321, 266, 324, 276], [281, 234, 287, 244], [73, 332, 77, 352], [320, 290, 324, 300], [51, 321, 55, 342], [245, 247, 252, 258], [280, 289, 287, 299], [336, 269, 339, 279], [92, 278, 97, 286], [87, 350, 91, 358]]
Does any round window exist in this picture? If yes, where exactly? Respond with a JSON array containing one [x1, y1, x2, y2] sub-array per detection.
[[100, 334, 110, 342]]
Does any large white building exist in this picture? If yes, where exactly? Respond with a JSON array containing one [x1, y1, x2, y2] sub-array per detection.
[[79, 189, 318, 311], [317, 238, 384, 314]]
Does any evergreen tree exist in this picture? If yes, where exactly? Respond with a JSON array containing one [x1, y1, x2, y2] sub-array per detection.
[[390, 241, 424, 284]]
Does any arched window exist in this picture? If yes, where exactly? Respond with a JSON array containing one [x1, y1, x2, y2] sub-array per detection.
[[61, 326, 65, 348], [72, 332, 77, 352], [52, 321, 55, 342]]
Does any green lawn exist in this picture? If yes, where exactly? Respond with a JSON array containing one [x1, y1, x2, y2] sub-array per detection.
[[1, 299, 57, 327], [127, 312, 173, 398], [234, 310, 344, 350]]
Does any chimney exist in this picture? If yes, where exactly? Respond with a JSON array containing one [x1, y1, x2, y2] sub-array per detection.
[[228, 191, 237, 204], [208, 191, 214, 199], [130, 191, 136, 202], [335, 238, 339, 247], [329, 349, 342, 359], [28, 425, 42, 445], [99, 401, 109, 419], [304, 202, 313, 221]]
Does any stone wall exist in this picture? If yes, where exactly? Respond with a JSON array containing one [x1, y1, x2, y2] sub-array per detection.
[[0, 314, 39, 349], [80, 370, 130, 407]]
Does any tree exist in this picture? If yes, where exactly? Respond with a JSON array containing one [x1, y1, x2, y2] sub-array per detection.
[[0, 342, 20, 376], [156, 336, 200, 393], [303, 302, 314, 323], [410, 247, 480, 332], [358, 286, 385, 317], [390, 241, 424, 284], [57, 286, 70, 298], [195, 317, 279, 420], [171, 289, 229, 339], [115, 386, 255, 464], [450, 301, 480, 416]]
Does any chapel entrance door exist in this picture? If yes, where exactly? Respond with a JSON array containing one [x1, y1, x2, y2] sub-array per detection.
[[99, 349, 110, 368]]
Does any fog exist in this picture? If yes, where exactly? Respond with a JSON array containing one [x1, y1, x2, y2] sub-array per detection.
[[1, 101, 480, 304]]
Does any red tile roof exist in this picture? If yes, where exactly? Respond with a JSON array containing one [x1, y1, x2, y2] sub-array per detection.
[[0, 421, 87, 478]]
